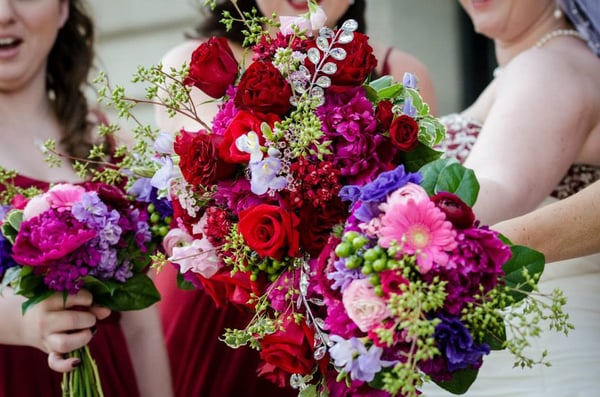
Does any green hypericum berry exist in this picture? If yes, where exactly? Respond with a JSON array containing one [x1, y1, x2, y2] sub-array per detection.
[[147, 203, 156, 213], [345, 256, 361, 269], [372, 258, 388, 272], [150, 212, 160, 224], [352, 235, 369, 250], [369, 273, 380, 286], [363, 247, 380, 262], [374, 285, 384, 297], [335, 242, 353, 258], [361, 264, 373, 275]]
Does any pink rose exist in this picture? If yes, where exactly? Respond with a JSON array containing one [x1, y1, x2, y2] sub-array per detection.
[[169, 238, 221, 279], [381, 182, 429, 212], [342, 278, 390, 333], [162, 228, 194, 256]]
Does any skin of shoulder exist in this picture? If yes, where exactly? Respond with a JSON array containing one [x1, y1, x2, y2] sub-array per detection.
[[464, 44, 600, 223], [155, 39, 217, 133]]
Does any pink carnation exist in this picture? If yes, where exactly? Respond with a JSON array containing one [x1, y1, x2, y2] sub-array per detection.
[[342, 278, 390, 333]]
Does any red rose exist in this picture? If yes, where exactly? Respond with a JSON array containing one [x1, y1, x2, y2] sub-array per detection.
[[259, 315, 315, 376], [183, 37, 238, 98], [218, 111, 280, 164], [195, 268, 265, 308], [234, 61, 292, 116], [237, 204, 300, 260], [375, 100, 394, 131], [256, 362, 288, 388], [299, 197, 347, 257], [431, 192, 475, 229], [389, 114, 419, 151], [174, 129, 222, 186], [306, 31, 376, 87]]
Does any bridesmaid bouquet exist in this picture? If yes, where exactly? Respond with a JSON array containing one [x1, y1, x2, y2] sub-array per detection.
[[304, 158, 571, 396], [0, 181, 161, 397]]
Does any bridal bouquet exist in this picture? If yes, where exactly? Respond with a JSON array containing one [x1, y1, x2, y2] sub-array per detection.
[[90, 1, 567, 396], [95, 0, 444, 391], [0, 181, 161, 397], [304, 158, 571, 396]]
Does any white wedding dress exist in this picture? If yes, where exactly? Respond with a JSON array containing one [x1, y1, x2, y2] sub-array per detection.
[[420, 114, 600, 397]]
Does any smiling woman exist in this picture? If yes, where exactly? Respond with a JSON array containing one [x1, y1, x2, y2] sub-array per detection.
[[0, 1, 172, 397]]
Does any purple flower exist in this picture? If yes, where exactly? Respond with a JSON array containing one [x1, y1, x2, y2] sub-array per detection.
[[268, 268, 300, 312], [128, 178, 153, 202], [402, 72, 418, 89], [434, 314, 490, 372], [360, 165, 422, 203], [12, 210, 96, 266], [211, 86, 238, 136], [317, 87, 389, 184], [402, 96, 417, 118], [329, 336, 396, 382], [338, 185, 361, 206], [425, 226, 510, 314], [352, 165, 422, 221], [323, 297, 360, 338], [0, 233, 18, 274], [327, 258, 363, 292]]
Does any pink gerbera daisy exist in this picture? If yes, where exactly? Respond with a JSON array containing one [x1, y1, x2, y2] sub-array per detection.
[[378, 198, 457, 273]]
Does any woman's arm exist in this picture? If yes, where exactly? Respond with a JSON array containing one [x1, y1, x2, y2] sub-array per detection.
[[0, 288, 108, 372], [494, 180, 600, 263], [120, 305, 174, 397], [464, 51, 592, 224]]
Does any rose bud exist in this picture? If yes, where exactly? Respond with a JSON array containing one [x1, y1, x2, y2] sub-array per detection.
[[389, 114, 419, 151], [431, 192, 475, 229]]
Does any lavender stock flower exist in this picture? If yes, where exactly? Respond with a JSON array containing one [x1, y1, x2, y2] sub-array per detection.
[[329, 336, 397, 382]]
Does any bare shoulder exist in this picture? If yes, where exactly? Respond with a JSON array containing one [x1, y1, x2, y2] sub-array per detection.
[[501, 44, 600, 103], [160, 39, 203, 70]]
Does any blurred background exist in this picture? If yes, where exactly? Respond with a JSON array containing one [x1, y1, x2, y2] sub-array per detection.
[[89, 0, 495, 125]]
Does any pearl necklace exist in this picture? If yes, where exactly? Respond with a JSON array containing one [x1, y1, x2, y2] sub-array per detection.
[[493, 29, 585, 77], [533, 28, 584, 49]]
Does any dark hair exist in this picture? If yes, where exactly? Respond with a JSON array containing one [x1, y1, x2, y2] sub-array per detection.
[[193, 0, 367, 43], [47, 0, 96, 161]]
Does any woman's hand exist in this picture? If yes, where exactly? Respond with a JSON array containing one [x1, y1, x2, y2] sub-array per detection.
[[20, 289, 110, 373]]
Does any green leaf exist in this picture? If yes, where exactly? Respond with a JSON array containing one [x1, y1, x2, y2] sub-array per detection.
[[90, 274, 160, 311], [502, 245, 545, 303], [397, 143, 444, 172], [1, 210, 23, 244], [83, 275, 117, 296], [420, 159, 480, 206], [0, 266, 22, 292], [435, 367, 479, 395], [176, 271, 196, 290], [21, 290, 55, 314], [298, 384, 318, 397]]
